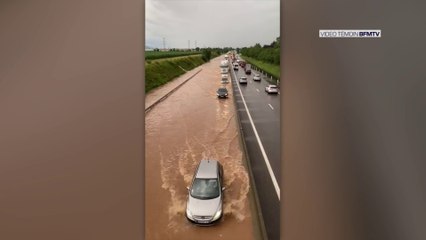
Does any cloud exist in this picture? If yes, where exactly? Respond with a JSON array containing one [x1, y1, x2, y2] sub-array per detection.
[[146, 0, 280, 48]]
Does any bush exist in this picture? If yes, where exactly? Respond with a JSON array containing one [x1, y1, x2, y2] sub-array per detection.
[[201, 49, 212, 62]]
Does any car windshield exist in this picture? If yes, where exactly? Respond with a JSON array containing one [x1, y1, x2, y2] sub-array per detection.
[[218, 88, 227, 93], [241, 77, 247, 80], [270, 86, 277, 89], [191, 178, 220, 199]]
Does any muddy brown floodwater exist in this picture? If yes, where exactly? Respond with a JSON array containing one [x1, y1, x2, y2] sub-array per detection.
[[145, 56, 258, 240]]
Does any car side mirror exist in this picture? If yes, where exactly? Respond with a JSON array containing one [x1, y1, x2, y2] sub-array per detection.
[[186, 186, 190, 191], [222, 187, 226, 191]]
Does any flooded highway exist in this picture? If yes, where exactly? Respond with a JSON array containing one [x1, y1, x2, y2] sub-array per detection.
[[145, 56, 259, 240]]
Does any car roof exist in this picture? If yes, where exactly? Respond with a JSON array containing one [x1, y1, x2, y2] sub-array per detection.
[[195, 160, 219, 179], [269, 85, 277, 87]]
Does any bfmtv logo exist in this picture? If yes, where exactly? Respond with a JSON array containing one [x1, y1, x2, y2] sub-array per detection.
[[359, 31, 381, 37]]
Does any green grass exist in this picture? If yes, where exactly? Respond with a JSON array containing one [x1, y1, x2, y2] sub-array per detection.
[[145, 51, 201, 60], [145, 55, 205, 93], [240, 56, 280, 79]]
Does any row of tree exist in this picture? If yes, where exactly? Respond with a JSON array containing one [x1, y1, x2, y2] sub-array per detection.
[[239, 37, 280, 65], [151, 47, 233, 53]]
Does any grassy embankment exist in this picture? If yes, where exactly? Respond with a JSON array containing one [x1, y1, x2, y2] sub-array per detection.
[[145, 51, 220, 93], [145, 51, 201, 60], [241, 56, 280, 80], [145, 55, 204, 93]]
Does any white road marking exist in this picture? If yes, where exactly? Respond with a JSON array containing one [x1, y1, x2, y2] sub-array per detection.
[[231, 67, 280, 201], [268, 104, 274, 110]]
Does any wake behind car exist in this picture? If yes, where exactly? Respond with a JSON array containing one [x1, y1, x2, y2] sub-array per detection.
[[216, 87, 228, 98], [253, 74, 261, 81], [239, 76, 248, 84], [265, 84, 279, 94], [186, 160, 224, 225]]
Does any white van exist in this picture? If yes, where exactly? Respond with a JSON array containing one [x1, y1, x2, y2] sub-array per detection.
[[220, 60, 228, 68]]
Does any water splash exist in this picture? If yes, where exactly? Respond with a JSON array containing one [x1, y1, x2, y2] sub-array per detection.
[[159, 134, 251, 232]]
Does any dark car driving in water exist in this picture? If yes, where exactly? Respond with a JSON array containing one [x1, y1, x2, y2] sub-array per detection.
[[216, 87, 229, 98]]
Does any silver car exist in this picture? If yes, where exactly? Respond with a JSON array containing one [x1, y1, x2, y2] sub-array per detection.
[[186, 159, 224, 225], [265, 84, 279, 94], [239, 76, 248, 84], [253, 74, 261, 81]]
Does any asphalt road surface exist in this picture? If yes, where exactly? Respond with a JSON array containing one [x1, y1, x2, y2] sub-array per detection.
[[231, 63, 281, 240]]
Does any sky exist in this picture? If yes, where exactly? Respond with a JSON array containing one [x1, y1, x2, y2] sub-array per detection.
[[146, 0, 280, 49]]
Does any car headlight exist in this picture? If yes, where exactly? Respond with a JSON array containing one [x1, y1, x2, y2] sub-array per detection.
[[212, 204, 222, 221], [186, 208, 193, 219]]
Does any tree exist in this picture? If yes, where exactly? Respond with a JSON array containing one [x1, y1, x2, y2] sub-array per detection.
[[239, 37, 280, 65], [202, 49, 211, 62], [274, 37, 280, 48]]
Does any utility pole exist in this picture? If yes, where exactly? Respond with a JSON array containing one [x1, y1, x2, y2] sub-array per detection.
[[188, 40, 190, 50], [195, 40, 197, 49], [163, 37, 165, 50]]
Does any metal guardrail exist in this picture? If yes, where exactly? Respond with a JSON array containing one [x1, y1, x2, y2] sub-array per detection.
[[250, 65, 280, 87]]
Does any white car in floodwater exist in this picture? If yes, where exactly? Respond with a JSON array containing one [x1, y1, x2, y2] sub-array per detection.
[[186, 160, 225, 225], [220, 60, 228, 68]]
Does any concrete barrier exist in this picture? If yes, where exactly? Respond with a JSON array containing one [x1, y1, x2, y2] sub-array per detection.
[[145, 68, 203, 113]]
